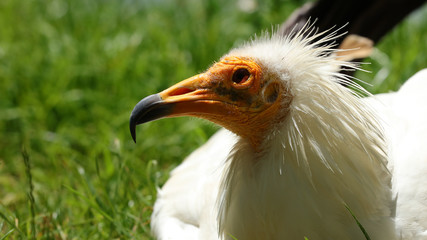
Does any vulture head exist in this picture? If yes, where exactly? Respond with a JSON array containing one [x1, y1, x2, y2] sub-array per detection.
[[130, 53, 291, 150]]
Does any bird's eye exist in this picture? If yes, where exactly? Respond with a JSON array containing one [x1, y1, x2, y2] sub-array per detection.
[[232, 68, 251, 84]]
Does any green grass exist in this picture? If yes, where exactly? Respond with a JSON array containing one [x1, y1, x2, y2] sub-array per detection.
[[0, 0, 426, 239]]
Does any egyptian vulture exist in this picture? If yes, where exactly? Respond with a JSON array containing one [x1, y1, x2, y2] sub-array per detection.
[[129, 25, 427, 239]]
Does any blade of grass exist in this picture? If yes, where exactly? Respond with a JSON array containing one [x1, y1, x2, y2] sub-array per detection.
[[0, 229, 15, 240], [345, 204, 371, 240], [227, 233, 239, 240], [0, 212, 23, 236], [22, 148, 36, 240]]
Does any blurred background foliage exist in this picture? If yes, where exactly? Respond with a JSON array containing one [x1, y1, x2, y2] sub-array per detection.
[[0, 0, 426, 238]]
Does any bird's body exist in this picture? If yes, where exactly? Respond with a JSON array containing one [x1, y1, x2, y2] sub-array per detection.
[[130, 26, 427, 239], [368, 70, 427, 238]]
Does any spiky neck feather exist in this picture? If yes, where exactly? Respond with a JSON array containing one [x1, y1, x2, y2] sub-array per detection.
[[217, 28, 395, 240]]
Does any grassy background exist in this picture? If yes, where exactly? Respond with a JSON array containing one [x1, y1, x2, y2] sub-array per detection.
[[0, 0, 426, 239]]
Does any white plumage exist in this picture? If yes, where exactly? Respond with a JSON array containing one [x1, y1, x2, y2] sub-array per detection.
[[130, 26, 427, 239]]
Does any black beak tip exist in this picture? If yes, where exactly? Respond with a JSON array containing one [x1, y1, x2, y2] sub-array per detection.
[[129, 94, 165, 144], [130, 118, 137, 143]]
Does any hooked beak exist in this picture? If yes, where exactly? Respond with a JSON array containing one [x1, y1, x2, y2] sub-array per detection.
[[129, 73, 228, 143], [129, 94, 172, 143]]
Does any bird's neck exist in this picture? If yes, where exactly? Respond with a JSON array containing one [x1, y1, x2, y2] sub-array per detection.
[[217, 87, 395, 240]]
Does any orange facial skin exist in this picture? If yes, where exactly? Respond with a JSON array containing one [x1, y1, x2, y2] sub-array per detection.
[[130, 56, 291, 151]]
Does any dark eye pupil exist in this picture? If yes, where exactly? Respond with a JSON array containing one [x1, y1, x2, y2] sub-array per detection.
[[232, 68, 250, 84]]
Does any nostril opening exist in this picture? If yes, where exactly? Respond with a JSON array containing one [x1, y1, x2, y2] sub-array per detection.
[[169, 87, 194, 96]]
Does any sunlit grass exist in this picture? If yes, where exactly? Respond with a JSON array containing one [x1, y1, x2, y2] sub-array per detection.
[[0, 0, 426, 238]]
